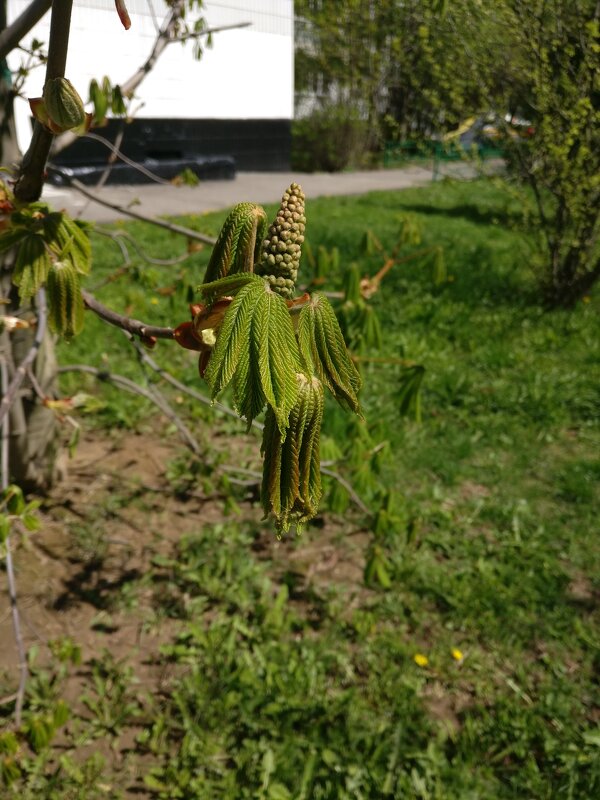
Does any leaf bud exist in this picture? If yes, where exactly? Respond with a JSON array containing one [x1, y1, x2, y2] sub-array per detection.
[[42, 78, 86, 132]]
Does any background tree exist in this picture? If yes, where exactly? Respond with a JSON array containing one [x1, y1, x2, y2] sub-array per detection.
[[294, 0, 600, 303], [489, 0, 600, 304]]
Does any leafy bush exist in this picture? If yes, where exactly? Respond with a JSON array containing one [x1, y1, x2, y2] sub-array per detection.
[[292, 105, 371, 172]]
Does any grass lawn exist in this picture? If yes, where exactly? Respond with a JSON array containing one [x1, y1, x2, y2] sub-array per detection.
[[1, 178, 599, 798]]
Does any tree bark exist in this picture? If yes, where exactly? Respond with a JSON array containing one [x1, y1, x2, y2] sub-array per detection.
[[1, 3, 60, 491]]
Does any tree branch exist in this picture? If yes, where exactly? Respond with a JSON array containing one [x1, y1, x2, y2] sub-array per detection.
[[0, 0, 52, 62], [51, 2, 250, 157], [124, 331, 266, 432], [127, 333, 202, 455], [14, 0, 74, 203], [120, 13, 251, 97], [83, 132, 172, 185], [56, 362, 201, 454], [81, 289, 175, 341], [320, 466, 371, 517], [0, 358, 29, 726], [0, 289, 47, 426], [51, 170, 217, 246]]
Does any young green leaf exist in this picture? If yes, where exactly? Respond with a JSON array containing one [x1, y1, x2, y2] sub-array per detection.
[[13, 234, 51, 300], [46, 261, 85, 338], [253, 287, 301, 434], [203, 202, 268, 282], [261, 373, 324, 532], [297, 293, 362, 415], [232, 328, 266, 428], [198, 271, 261, 301], [204, 278, 261, 396], [205, 280, 300, 432], [0, 226, 28, 254]]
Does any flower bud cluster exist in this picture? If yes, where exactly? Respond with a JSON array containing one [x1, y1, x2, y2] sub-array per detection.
[[257, 183, 306, 299]]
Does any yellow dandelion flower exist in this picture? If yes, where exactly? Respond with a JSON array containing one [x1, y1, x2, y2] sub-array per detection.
[[414, 653, 429, 667], [150, 297, 159, 305], [582, 296, 591, 304], [451, 648, 464, 662]]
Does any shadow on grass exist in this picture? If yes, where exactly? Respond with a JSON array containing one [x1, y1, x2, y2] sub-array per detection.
[[53, 564, 142, 611], [386, 240, 541, 310], [397, 201, 529, 231]]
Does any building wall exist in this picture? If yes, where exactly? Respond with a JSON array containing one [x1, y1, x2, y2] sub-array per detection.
[[6, 0, 294, 165]]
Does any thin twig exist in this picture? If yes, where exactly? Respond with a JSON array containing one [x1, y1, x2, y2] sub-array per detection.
[[103, 228, 196, 267], [82, 290, 175, 341], [120, 15, 251, 96], [25, 365, 46, 402], [146, 0, 160, 34], [0, 358, 29, 726], [321, 466, 371, 516], [220, 464, 262, 480], [50, 171, 217, 246], [89, 227, 193, 291], [83, 132, 172, 186], [0, 0, 52, 61], [126, 335, 265, 432], [175, 21, 252, 44], [90, 125, 128, 191], [140, 381, 202, 456], [0, 290, 47, 426], [127, 332, 202, 456], [56, 363, 199, 454]]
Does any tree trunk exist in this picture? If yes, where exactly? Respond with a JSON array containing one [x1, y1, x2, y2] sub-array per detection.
[[1, 55, 60, 492]]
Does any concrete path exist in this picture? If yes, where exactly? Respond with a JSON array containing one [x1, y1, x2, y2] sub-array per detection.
[[40, 162, 482, 223], [42, 159, 496, 222]]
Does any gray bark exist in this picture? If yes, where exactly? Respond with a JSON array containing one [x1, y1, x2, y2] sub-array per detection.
[[1, 40, 60, 492]]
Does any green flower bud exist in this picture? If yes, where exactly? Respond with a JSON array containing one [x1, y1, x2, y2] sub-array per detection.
[[256, 182, 306, 299]]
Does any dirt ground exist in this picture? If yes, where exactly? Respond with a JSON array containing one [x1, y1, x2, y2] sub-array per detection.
[[0, 426, 368, 689]]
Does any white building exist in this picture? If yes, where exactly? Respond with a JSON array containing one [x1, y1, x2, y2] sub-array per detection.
[[6, 0, 294, 178]]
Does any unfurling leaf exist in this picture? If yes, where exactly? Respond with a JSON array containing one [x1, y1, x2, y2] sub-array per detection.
[[363, 305, 383, 349], [205, 279, 259, 397], [397, 364, 425, 422], [343, 263, 362, 304], [46, 262, 84, 339], [261, 373, 324, 532], [47, 213, 92, 275], [3, 206, 91, 304], [197, 272, 260, 302], [13, 234, 51, 300], [202, 203, 268, 283], [89, 78, 108, 124], [432, 246, 447, 284], [297, 293, 362, 415], [253, 287, 302, 433], [111, 84, 127, 116]]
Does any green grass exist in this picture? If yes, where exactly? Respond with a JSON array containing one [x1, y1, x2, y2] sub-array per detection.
[[2, 178, 599, 798]]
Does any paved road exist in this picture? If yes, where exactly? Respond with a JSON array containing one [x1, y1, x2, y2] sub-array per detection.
[[41, 162, 486, 223]]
